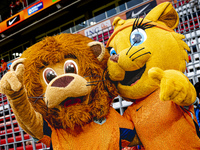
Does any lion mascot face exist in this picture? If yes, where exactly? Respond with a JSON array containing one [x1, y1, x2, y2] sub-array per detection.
[[20, 33, 118, 129], [106, 2, 190, 100]]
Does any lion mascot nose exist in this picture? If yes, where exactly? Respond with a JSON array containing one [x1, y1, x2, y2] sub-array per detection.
[[51, 76, 74, 88]]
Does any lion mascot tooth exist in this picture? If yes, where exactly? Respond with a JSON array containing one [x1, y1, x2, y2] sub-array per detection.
[[106, 2, 200, 149]]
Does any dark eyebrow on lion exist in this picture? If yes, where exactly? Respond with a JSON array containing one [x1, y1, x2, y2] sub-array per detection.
[[132, 17, 156, 31], [39, 54, 77, 70], [64, 54, 77, 59]]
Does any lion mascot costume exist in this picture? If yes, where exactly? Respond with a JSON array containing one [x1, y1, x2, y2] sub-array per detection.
[[0, 34, 139, 149], [106, 2, 200, 149]]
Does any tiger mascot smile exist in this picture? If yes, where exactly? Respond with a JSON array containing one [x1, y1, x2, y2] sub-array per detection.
[[106, 2, 200, 149]]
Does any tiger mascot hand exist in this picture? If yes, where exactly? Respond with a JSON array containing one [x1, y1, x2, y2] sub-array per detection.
[[148, 67, 196, 106]]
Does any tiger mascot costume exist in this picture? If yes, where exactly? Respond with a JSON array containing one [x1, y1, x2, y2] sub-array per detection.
[[106, 2, 200, 149]]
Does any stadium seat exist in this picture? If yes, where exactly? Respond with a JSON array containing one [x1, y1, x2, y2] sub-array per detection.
[[8, 143, 49, 150], [1, 134, 30, 144], [93, 36, 97, 41], [0, 127, 20, 135]]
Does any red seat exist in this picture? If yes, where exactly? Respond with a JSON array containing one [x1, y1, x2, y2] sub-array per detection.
[[0, 119, 17, 127], [1, 134, 30, 144], [103, 31, 108, 36], [98, 34, 102, 38], [93, 36, 97, 41], [0, 127, 20, 135], [109, 29, 114, 34], [0, 114, 15, 122], [8, 143, 49, 150], [0, 102, 8, 106], [104, 36, 109, 40]]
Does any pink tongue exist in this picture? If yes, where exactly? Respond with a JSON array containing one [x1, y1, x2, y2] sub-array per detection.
[[131, 80, 139, 86], [64, 98, 81, 107]]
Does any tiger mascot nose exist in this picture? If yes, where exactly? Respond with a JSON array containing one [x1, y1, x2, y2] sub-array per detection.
[[110, 54, 119, 63]]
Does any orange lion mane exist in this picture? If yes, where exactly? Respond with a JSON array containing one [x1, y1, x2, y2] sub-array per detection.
[[21, 33, 118, 130]]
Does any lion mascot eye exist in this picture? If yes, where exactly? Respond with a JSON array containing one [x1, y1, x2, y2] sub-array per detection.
[[64, 60, 78, 74], [130, 28, 147, 46], [43, 68, 57, 84]]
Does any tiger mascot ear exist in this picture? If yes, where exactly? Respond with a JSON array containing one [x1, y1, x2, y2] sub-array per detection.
[[88, 41, 105, 62], [145, 2, 179, 29]]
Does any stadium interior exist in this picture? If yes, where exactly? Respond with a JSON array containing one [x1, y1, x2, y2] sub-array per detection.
[[0, 0, 200, 149]]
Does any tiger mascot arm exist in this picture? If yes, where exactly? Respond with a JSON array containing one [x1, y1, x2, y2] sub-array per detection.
[[149, 67, 197, 106], [145, 2, 196, 106]]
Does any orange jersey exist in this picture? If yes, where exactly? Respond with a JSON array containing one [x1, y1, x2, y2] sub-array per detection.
[[123, 89, 200, 150], [40, 108, 135, 150]]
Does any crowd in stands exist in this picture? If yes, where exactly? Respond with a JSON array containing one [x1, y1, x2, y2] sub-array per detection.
[[0, 59, 7, 77], [9, 0, 24, 16], [9, 0, 39, 16]]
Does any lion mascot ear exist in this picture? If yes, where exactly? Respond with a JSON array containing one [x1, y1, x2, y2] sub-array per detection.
[[145, 2, 179, 29], [88, 41, 105, 61]]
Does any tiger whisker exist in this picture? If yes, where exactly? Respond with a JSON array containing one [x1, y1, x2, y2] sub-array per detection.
[[132, 52, 151, 61], [129, 47, 145, 58], [126, 41, 136, 55]]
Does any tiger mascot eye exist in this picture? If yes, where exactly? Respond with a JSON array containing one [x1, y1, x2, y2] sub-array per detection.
[[106, 2, 200, 149], [0, 34, 139, 149]]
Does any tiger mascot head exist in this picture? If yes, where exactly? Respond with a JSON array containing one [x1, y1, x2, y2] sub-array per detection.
[[106, 2, 190, 101]]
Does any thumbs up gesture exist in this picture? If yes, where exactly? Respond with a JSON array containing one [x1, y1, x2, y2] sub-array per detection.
[[148, 67, 196, 106], [0, 64, 25, 97]]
